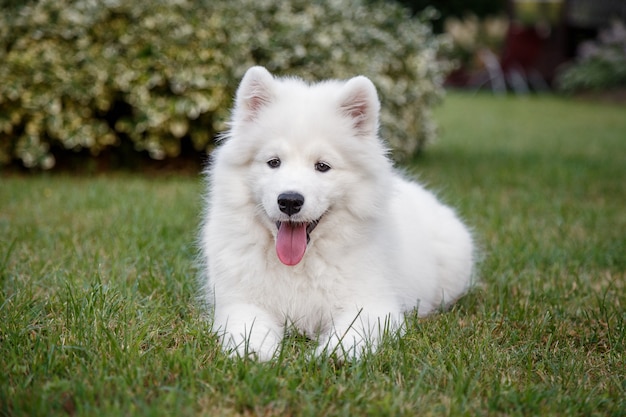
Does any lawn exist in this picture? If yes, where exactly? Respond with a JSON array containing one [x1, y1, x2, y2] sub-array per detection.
[[1, 93, 625, 416]]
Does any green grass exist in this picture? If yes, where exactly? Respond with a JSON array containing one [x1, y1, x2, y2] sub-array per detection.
[[1, 93, 625, 416]]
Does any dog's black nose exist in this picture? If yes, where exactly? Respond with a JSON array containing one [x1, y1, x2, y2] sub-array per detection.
[[277, 192, 304, 216]]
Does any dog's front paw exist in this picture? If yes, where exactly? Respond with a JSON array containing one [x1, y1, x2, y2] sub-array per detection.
[[314, 310, 403, 361], [213, 304, 284, 361], [217, 319, 282, 361], [221, 330, 281, 361], [315, 327, 373, 362]]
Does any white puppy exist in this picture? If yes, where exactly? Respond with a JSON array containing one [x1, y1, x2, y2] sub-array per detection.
[[200, 66, 474, 360]]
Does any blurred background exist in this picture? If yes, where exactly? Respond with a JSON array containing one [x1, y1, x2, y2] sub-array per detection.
[[1, 0, 624, 173]]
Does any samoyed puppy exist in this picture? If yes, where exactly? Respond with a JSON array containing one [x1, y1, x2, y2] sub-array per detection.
[[200, 66, 474, 361]]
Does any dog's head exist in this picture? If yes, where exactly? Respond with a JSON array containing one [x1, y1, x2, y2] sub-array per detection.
[[220, 66, 392, 266]]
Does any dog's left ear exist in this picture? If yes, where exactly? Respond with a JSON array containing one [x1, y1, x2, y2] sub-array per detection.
[[235, 66, 275, 122], [338, 76, 380, 138]]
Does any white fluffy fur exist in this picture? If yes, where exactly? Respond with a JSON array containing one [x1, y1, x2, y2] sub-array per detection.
[[200, 66, 474, 361]]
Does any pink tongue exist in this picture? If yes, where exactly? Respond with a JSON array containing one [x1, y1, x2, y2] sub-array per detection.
[[276, 222, 307, 266]]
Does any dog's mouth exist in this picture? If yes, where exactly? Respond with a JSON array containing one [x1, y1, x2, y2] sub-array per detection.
[[275, 218, 321, 266]]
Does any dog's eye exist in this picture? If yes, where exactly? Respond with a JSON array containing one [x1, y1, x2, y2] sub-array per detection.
[[267, 158, 281, 169], [315, 161, 331, 173]]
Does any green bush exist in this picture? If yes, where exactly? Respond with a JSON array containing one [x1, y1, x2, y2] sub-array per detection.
[[0, 0, 452, 169], [395, 0, 507, 32], [557, 20, 626, 93]]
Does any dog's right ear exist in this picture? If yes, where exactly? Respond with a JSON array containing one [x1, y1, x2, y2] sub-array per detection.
[[234, 66, 275, 122]]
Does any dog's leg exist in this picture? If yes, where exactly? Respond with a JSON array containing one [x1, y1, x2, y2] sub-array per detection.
[[316, 304, 404, 361], [213, 303, 282, 361]]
